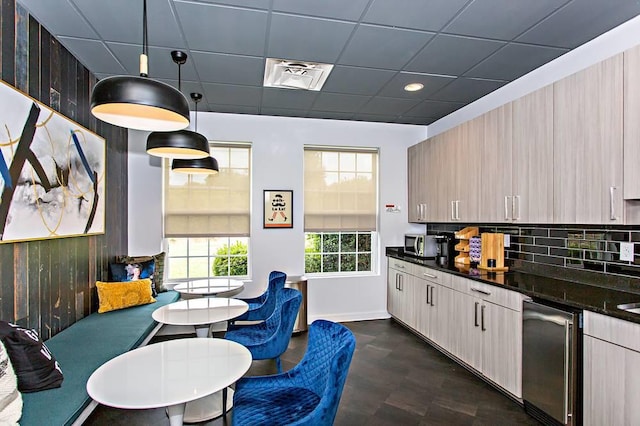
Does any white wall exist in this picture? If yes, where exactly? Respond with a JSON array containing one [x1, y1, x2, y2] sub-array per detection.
[[128, 115, 426, 323], [428, 14, 640, 137]]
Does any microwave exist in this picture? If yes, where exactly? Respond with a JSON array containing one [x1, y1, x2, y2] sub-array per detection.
[[404, 234, 437, 258]]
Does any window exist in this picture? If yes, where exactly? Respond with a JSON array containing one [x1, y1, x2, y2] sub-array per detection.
[[303, 146, 378, 275], [163, 144, 251, 280]]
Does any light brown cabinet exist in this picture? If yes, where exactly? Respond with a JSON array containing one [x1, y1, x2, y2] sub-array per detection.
[[624, 45, 640, 201], [387, 260, 418, 329], [407, 143, 426, 222], [553, 54, 624, 224]]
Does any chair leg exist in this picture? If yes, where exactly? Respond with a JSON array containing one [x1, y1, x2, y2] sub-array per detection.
[[276, 356, 282, 374], [222, 387, 228, 415]]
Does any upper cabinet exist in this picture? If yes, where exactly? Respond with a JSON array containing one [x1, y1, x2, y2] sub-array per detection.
[[553, 54, 623, 224], [407, 143, 426, 222], [624, 45, 640, 200]]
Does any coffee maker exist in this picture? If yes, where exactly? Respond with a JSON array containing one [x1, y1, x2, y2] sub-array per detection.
[[434, 232, 456, 268]]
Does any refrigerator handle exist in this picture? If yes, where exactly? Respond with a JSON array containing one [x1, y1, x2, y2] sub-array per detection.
[[565, 320, 572, 423]]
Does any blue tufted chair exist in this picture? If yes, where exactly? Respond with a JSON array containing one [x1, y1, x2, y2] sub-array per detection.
[[225, 287, 302, 373], [233, 271, 287, 322], [231, 319, 356, 426]]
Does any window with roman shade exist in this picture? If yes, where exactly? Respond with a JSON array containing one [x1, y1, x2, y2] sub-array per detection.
[[303, 146, 379, 232], [163, 143, 251, 238]]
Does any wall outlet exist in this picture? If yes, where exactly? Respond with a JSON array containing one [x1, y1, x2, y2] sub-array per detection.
[[620, 242, 635, 262], [504, 234, 510, 248]]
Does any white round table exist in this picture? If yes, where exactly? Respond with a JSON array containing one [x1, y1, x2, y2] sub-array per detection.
[[173, 278, 244, 298], [87, 338, 251, 426], [152, 297, 249, 338]]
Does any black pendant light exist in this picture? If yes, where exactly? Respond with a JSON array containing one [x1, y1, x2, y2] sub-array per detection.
[[90, 0, 190, 131], [146, 52, 210, 159], [171, 93, 219, 175]]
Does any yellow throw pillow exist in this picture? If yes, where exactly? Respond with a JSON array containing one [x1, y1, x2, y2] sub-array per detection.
[[96, 279, 156, 313]]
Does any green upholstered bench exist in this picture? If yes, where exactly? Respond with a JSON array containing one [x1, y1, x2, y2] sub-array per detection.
[[20, 290, 180, 426]]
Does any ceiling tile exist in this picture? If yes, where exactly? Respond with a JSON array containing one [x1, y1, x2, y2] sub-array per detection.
[[175, 2, 268, 55], [272, 0, 370, 21], [378, 72, 456, 98], [404, 100, 465, 118], [406, 34, 505, 76], [56, 37, 127, 74], [517, 0, 640, 49], [190, 52, 264, 86], [466, 43, 568, 81], [312, 93, 371, 113], [261, 88, 319, 109], [19, 0, 98, 39], [445, 0, 567, 40], [363, 0, 468, 31], [202, 83, 262, 107], [187, 0, 269, 10], [322, 66, 396, 96], [156, 80, 206, 106], [207, 103, 260, 115], [339, 24, 434, 69], [430, 77, 507, 103], [359, 97, 420, 115], [267, 14, 356, 64], [74, 0, 184, 48], [106, 43, 199, 80]]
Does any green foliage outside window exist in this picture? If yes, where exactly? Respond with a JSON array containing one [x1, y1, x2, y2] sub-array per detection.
[[305, 232, 373, 274], [213, 241, 248, 276]]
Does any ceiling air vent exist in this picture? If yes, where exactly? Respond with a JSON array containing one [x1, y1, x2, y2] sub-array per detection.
[[263, 58, 333, 91]]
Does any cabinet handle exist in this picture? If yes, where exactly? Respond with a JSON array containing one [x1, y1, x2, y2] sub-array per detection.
[[474, 302, 479, 327], [504, 196, 511, 220], [471, 287, 491, 296], [394, 263, 405, 269], [395, 274, 399, 290], [610, 186, 618, 221], [423, 272, 437, 279], [425, 284, 430, 305], [455, 200, 460, 220], [481, 305, 486, 331], [430, 286, 434, 307], [422, 203, 427, 220], [451, 201, 456, 221], [398, 275, 403, 291], [416, 204, 420, 220], [514, 195, 520, 220]]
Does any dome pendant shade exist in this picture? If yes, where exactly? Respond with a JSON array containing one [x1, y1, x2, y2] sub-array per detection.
[[172, 157, 219, 175], [91, 76, 190, 131], [146, 129, 210, 159]]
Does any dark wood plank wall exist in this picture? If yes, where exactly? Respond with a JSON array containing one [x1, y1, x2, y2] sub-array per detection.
[[0, 0, 128, 339]]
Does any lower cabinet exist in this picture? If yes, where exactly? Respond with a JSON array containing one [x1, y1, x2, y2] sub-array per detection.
[[386, 258, 524, 399], [583, 311, 640, 425]]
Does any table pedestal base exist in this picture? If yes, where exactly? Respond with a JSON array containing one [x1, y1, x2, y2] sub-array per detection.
[[183, 388, 234, 423], [167, 403, 186, 426]]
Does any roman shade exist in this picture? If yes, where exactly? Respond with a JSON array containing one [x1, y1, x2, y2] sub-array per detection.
[[164, 143, 251, 237], [303, 146, 378, 232]]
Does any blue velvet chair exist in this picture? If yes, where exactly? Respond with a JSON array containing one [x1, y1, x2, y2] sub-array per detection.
[[233, 270, 287, 322], [231, 320, 356, 426], [226, 287, 302, 373]]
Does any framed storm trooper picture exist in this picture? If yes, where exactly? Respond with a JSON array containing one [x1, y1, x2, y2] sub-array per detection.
[[263, 190, 293, 229]]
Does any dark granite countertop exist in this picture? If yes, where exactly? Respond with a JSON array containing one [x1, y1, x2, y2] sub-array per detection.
[[386, 247, 640, 324]]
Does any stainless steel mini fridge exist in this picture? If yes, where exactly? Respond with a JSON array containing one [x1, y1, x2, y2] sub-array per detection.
[[522, 300, 582, 426]]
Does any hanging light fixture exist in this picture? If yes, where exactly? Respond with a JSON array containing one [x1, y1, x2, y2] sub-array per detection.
[[171, 93, 219, 175], [146, 52, 210, 159], [90, 0, 190, 131]]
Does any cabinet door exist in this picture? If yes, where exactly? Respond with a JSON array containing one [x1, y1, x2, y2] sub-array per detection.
[[430, 284, 453, 353], [553, 54, 623, 224], [480, 104, 513, 222], [426, 132, 453, 222], [481, 302, 523, 398], [456, 116, 483, 222], [512, 85, 554, 223], [408, 142, 424, 222], [624, 45, 640, 200], [386, 267, 400, 316]]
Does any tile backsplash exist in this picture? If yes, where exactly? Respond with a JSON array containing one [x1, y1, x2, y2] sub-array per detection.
[[426, 223, 640, 282]]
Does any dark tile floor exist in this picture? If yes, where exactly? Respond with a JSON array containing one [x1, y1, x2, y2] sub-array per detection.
[[85, 319, 540, 425]]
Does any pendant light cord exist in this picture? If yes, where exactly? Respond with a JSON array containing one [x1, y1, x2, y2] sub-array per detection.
[[140, 0, 149, 77], [194, 98, 198, 131]]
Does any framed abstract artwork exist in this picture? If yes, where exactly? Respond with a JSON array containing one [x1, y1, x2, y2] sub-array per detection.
[[263, 190, 293, 229], [0, 80, 105, 243]]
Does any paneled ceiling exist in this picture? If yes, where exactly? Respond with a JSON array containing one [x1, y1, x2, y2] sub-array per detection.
[[18, 0, 640, 125]]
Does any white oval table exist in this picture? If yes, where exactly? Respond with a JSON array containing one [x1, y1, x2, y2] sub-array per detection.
[[152, 297, 248, 338], [173, 278, 244, 298], [87, 338, 251, 426]]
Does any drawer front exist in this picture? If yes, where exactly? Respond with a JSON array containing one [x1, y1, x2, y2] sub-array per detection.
[[460, 279, 524, 311], [584, 310, 640, 352], [413, 265, 452, 287], [388, 259, 412, 273]]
